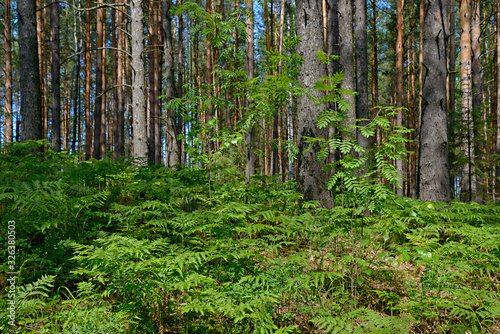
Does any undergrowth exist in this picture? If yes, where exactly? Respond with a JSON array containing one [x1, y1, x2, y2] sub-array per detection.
[[1, 141, 499, 333]]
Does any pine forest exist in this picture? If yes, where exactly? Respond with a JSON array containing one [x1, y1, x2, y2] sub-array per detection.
[[1, 0, 500, 332]]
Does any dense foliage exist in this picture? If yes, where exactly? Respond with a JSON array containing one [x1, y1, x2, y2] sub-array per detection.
[[1, 140, 500, 333]]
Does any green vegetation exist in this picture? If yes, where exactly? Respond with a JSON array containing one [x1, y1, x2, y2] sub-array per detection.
[[1, 138, 499, 333]]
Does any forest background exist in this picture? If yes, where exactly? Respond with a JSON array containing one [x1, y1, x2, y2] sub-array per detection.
[[1, 0, 500, 332]]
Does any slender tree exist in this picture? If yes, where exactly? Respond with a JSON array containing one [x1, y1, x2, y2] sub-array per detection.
[[114, 0, 126, 158], [18, 0, 43, 142], [355, 0, 370, 156], [395, 0, 405, 195], [245, 0, 256, 179], [419, 0, 452, 202], [93, 0, 105, 159], [84, 0, 92, 160], [460, 0, 475, 201], [50, 0, 61, 150], [471, 0, 482, 200], [131, 0, 148, 160], [338, 0, 356, 125], [3, 0, 13, 146]]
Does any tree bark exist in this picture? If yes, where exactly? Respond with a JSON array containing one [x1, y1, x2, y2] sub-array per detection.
[[93, 0, 104, 159], [114, 0, 126, 158], [50, 0, 61, 151], [338, 0, 356, 126], [355, 0, 370, 158], [460, 0, 475, 201], [371, 0, 379, 146], [18, 0, 43, 142], [84, 0, 92, 160], [162, 0, 180, 166], [131, 0, 148, 161], [471, 0, 482, 201], [296, 0, 332, 207], [395, 0, 405, 195], [419, 0, 452, 202], [4, 0, 13, 146], [245, 0, 256, 179]]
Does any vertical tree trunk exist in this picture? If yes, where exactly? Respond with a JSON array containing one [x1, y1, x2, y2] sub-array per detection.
[[419, 0, 452, 202], [355, 0, 370, 157], [131, 0, 148, 160], [4, 0, 13, 146], [496, 1, 500, 199], [371, 0, 379, 145], [408, 0, 417, 198], [447, 0, 456, 196], [162, 0, 180, 166], [36, 0, 45, 142], [93, 0, 104, 159], [18, 0, 43, 142], [100, 7, 107, 158], [84, 0, 92, 160], [148, 0, 157, 164], [338, 0, 356, 125], [460, 0, 475, 201], [395, 0, 405, 195], [471, 0, 482, 201], [114, 0, 126, 158], [245, 0, 256, 179], [50, 0, 61, 151], [177, 0, 184, 162], [296, 0, 332, 207]]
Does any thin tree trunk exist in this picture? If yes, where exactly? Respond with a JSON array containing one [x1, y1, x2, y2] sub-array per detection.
[[19, 0, 43, 142], [36, 0, 45, 142], [93, 0, 104, 159], [162, 0, 180, 166], [4, 0, 13, 146], [131, 0, 148, 160], [114, 0, 126, 158], [419, 0, 452, 202], [50, 0, 61, 151], [395, 0, 405, 195], [371, 0, 379, 146], [355, 0, 370, 158], [245, 0, 256, 179], [460, 0, 475, 201], [84, 0, 92, 160], [496, 1, 500, 199], [339, 0, 356, 126], [471, 0, 482, 201]]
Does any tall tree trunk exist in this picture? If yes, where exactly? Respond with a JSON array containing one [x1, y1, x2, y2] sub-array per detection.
[[338, 0, 356, 126], [471, 0, 482, 201], [148, 0, 157, 163], [408, 0, 417, 198], [245, 0, 256, 179], [50, 0, 61, 151], [84, 0, 92, 160], [114, 0, 126, 158], [355, 0, 370, 158], [93, 0, 104, 159], [496, 1, 500, 199], [419, 0, 452, 202], [131, 0, 148, 160], [4, 0, 13, 146], [162, 0, 180, 166], [371, 0, 379, 146], [36, 0, 45, 142], [296, 0, 332, 207], [460, 0, 475, 201], [447, 0, 456, 196], [395, 0, 405, 195], [18, 0, 43, 142], [177, 1, 184, 163]]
